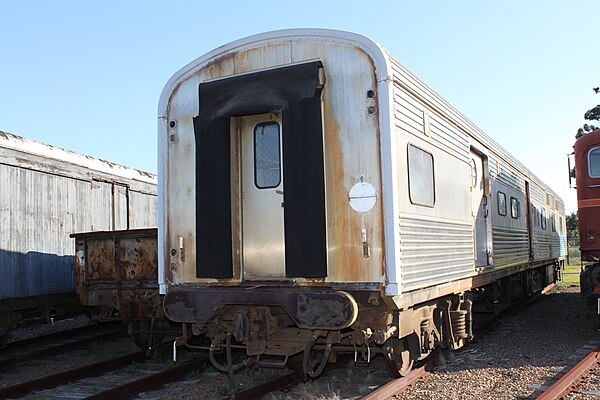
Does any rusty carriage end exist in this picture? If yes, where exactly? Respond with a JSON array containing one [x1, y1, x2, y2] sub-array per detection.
[[164, 288, 363, 373], [71, 229, 170, 352]]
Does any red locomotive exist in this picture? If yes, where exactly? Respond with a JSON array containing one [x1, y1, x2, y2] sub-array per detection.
[[575, 129, 600, 310]]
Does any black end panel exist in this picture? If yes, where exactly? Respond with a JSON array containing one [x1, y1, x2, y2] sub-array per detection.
[[194, 61, 325, 279], [283, 97, 327, 278], [194, 116, 233, 278]]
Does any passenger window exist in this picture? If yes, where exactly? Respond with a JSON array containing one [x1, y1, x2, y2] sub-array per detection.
[[510, 197, 519, 219], [254, 122, 281, 189], [497, 191, 507, 216], [541, 208, 547, 230], [589, 147, 600, 178], [559, 216, 563, 234], [408, 145, 435, 207], [551, 214, 556, 232]]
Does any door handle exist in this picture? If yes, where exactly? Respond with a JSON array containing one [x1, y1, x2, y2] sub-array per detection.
[[275, 190, 284, 195]]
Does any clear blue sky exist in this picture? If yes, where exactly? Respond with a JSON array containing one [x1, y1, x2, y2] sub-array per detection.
[[1, 0, 598, 212]]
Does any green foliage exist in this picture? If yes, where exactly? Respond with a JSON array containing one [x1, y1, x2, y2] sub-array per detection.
[[253, 371, 281, 385], [124, 362, 141, 374], [584, 105, 600, 121], [575, 105, 600, 139], [561, 261, 581, 287], [187, 369, 201, 379], [567, 212, 580, 247], [566, 212, 578, 231]]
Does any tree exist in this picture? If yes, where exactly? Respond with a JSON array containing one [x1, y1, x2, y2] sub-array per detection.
[[566, 211, 578, 232], [576, 105, 600, 139], [566, 211, 579, 246]]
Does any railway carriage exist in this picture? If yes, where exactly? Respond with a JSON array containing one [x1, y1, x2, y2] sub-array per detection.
[[0, 131, 157, 343], [574, 129, 600, 308], [158, 29, 566, 377]]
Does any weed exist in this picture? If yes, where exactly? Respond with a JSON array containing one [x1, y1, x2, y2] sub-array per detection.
[[124, 361, 141, 374], [253, 371, 281, 385], [216, 387, 229, 396], [204, 364, 218, 372], [187, 369, 201, 379]]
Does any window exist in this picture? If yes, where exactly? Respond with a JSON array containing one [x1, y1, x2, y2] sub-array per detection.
[[541, 208, 547, 230], [497, 191, 507, 216], [470, 158, 478, 188], [254, 122, 281, 189], [510, 197, 519, 219], [551, 213, 556, 232], [408, 144, 435, 207], [559, 216, 563, 234], [589, 147, 600, 178]]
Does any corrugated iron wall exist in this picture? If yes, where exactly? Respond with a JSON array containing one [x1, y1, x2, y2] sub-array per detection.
[[0, 131, 157, 300]]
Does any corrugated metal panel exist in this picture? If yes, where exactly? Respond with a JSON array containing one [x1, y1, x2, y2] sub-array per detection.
[[385, 51, 563, 205], [129, 190, 158, 229], [533, 231, 560, 260], [391, 72, 469, 163], [0, 132, 158, 300], [399, 216, 474, 291], [492, 227, 529, 268]]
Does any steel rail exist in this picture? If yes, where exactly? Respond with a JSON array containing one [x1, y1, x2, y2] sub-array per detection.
[[0, 325, 126, 370], [221, 371, 302, 400], [0, 351, 146, 399], [84, 356, 208, 400], [536, 345, 600, 400], [4, 321, 102, 348], [360, 364, 428, 400]]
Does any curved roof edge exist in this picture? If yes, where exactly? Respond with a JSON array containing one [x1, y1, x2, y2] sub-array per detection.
[[574, 129, 600, 151], [157, 28, 392, 118]]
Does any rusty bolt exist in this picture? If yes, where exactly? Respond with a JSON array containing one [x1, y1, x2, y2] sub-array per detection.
[[169, 134, 176, 143], [169, 120, 177, 128], [367, 89, 376, 98], [367, 106, 376, 114], [170, 248, 178, 257]]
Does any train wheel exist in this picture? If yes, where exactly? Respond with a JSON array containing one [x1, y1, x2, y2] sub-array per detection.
[[383, 336, 414, 378]]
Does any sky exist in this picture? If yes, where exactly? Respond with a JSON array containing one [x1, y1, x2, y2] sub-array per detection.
[[1, 0, 598, 213]]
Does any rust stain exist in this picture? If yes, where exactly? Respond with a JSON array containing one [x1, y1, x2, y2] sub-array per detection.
[[73, 229, 159, 323], [321, 54, 385, 283], [203, 52, 237, 80], [322, 99, 361, 281], [87, 239, 117, 281]]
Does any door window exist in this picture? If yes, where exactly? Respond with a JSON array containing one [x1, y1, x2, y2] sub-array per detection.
[[254, 122, 281, 189]]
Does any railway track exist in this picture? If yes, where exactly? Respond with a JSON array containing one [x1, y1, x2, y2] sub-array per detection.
[[0, 323, 126, 370], [537, 344, 600, 399], [0, 351, 207, 399], [221, 371, 302, 400], [361, 364, 430, 400]]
